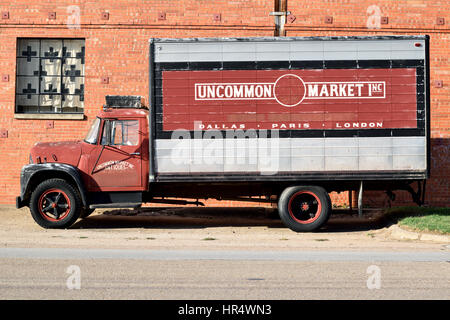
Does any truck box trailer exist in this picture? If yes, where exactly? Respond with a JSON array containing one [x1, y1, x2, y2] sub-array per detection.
[[17, 35, 430, 232]]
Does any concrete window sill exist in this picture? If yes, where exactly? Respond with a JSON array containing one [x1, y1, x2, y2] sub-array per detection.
[[14, 113, 85, 120]]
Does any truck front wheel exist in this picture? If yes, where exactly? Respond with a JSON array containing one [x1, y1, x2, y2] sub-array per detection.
[[278, 186, 331, 232], [30, 179, 82, 229]]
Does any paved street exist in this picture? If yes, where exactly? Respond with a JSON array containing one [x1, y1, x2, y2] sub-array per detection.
[[0, 206, 449, 299], [0, 250, 449, 299]]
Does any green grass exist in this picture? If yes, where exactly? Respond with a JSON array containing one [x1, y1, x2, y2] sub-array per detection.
[[385, 206, 450, 235]]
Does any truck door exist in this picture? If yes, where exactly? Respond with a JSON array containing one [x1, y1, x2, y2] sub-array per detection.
[[89, 119, 142, 190]]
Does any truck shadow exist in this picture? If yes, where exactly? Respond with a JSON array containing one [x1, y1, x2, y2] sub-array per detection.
[[71, 207, 390, 233]]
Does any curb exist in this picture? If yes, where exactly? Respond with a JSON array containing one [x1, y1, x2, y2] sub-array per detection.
[[388, 224, 450, 243]]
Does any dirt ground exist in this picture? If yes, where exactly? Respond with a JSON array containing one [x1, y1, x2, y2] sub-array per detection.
[[0, 205, 447, 251]]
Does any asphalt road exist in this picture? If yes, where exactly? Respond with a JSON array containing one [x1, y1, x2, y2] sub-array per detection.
[[1, 206, 449, 300], [0, 248, 449, 300]]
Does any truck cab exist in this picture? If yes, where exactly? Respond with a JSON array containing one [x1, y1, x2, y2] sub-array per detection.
[[78, 107, 149, 192], [17, 96, 149, 228]]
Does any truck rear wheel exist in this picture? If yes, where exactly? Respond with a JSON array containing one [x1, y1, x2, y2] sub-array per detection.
[[30, 179, 82, 229], [278, 186, 331, 232]]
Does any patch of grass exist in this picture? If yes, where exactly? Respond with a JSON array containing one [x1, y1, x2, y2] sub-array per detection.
[[146, 237, 156, 240], [314, 238, 329, 242], [279, 238, 289, 241], [385, 206, 450, 235], [79, 236, 88, 239], [202, 237, 216, 241]]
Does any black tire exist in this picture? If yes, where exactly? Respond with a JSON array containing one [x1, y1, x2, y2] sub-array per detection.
[[278, 185, 331, 232], [30, 178, 82, 229], [80, 208, 95, 219]]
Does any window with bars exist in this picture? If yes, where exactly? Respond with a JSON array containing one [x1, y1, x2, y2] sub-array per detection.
[[15, 38, 85, 114]]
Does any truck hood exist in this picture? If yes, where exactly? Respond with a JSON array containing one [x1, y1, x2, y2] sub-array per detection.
[[30, 140, 82, 167]]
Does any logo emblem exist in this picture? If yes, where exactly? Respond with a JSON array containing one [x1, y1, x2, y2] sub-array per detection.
[[273, 74, 306, 107]]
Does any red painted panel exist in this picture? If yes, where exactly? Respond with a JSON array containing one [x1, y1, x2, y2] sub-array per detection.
[[162, 68, 417, 131]]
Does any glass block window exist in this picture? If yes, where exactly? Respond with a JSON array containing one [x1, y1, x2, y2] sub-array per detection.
[[16, 39, 85, 114]]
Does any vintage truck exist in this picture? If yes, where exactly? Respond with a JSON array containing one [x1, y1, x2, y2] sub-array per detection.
[[16, 35, 430, 232]]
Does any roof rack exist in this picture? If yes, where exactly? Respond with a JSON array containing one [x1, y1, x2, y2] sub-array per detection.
[[104, 95, 146, 109]]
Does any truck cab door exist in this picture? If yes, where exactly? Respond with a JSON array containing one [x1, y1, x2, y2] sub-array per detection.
[[88, 119, 143, 190]]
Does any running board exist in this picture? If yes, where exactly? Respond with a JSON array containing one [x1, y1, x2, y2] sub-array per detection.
[[89, 203, 142, 209], [87, 191, 143, 210]]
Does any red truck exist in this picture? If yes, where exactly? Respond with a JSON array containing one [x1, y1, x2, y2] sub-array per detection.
[[17, 36, 430, 232]]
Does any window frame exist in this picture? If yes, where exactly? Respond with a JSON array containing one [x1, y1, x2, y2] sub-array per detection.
[[101, 119, 140, 147], [83, 117, 102, 145], [15, 37, 85, 115]]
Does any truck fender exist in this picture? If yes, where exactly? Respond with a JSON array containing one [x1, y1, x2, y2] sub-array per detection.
[[18, 163, 88, 208]]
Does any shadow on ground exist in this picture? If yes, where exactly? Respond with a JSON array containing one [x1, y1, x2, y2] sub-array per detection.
[[72, 207, 390, 233]]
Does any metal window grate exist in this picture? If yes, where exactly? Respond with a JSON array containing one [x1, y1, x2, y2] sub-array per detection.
[[15, 38, 85, 114]]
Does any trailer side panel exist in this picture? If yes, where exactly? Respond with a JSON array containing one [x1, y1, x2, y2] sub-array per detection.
[[150, 36, 429, 181]]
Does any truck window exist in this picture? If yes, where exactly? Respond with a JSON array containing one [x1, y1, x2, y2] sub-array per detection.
[[84, 117, 101, 144], [102, 120, 139, 146]]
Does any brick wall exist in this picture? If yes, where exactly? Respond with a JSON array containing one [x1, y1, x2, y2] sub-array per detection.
[[0, 0, 448, 207]]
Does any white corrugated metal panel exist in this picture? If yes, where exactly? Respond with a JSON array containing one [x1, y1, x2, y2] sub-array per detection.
[[154, 136, 426, 174], [154, 37, 425, 62]]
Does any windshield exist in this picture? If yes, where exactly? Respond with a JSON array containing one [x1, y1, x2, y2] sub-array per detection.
[[84, 117, 101, 144]]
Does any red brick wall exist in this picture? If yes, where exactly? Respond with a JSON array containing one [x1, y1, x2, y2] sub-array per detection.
[[0, 1, 448, 207]]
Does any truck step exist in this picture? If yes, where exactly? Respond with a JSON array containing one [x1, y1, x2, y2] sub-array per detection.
[[89, 203, 142, 209]]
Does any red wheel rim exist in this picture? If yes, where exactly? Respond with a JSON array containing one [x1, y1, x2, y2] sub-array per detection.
[[38, 188, 71, 221], [288, 191, 322, 224]]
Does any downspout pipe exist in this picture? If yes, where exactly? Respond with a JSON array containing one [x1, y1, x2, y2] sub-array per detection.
[[271, 0, 289, 36]]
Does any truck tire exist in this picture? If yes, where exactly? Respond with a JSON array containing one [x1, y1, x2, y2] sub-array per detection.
[[29, 178, 82, 229], [278, 186, 331, 232]]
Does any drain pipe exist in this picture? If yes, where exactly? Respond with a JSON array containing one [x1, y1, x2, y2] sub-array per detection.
[[271, 0, 290, 36]]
